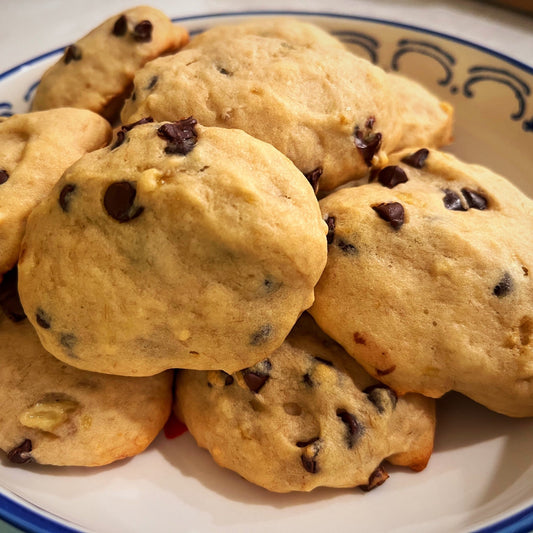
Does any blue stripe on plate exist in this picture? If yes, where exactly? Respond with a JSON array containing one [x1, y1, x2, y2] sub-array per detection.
[[0, 490, 81, 533], [0, 10, 531, 533]]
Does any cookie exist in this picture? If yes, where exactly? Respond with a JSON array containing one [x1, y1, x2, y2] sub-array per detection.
[[18, 119, 327, 376], [31, 6, 189, 120], [120, 18, 452, 191], [388, 73, 454, 152], [0, 108, 111, 279], [0, 276, 172, 467], [310, 148, 533, 417], [175, 314, 436, 493]]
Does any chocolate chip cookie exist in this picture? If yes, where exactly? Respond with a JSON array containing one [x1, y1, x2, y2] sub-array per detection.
[[175, 314, 436, 492], [31, 6, 189, 120], [18, 119, 327, 376], [311, 148, 533, 417], [120, 18, 452, 191], [0, 275, 172, 467], [0, 108, 111, 280]]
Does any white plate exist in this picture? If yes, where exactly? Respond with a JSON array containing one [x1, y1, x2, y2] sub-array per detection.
[[1, 8, 533, 533]]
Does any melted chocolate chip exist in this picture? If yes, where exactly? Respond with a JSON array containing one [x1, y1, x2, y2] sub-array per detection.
[[401, 148, 429, 169], [112, 14, 128, 36], [122, 116, 154, 131], [360, 465, 389, 492], [336, 409, 361, 449], [103, 181, 144, 222], [35, 308, 51, 329], [300, 439, 320, 474], [59, 184, 76, 212], [111, 130, 126, 150], [132, 20, 153, 42], [493, 272, 513, 297], [326, 216, 336, 245], [0, 169, 9, 184], [377, 166, 408, 189], [250, 324, 272, 346], [304, 167, 323, 194], [337, 240, 357, 254], [242, 359, 272, 393], [354, 118, 382, 166], [372, 202, 405, 229], [443, 189, 466, 211], [363, 384, 398, 414], [110, 118, 154, 150], [0, 268, 26, 322], [461, 188, 488, 210], [145, 76, 158, 90], [64, 45, 82, 64], [157, 118, 198, 155], [7, 439, 33, 464]]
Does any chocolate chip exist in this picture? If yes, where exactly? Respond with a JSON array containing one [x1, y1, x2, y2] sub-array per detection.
[[0, 268, 26, 322], [372, 202, 405, 229], [314, 356, 334, 367], [303, 373, 313, 387], [242, 359, 272, 393], [337, 240, 357, 254], [64, 45, 82, 64], [157, 117, 198, 155], [111, 130, 126, 150], [112, 14, 128, 36], [401, 148, 429, 169], [7, 439, 33, 464], [443, 189, 466, 211], [145, 76, 158, 90], [461, 188, 488, 210], [300, 439, 320, 474], [60, 332, 77, 350], [0, 169, 9, 184], [304, 167, 323, 194], [222, 372, 234, 386], [336, 409, 361, 449], [326, 216, 336, 244], [377, 166, 408, 189], [354, 118, 382, 166], [103, 181, 144, 222], [250, 324, 272, 346], [36, 308, 51, 329], [59, 184, 76, 212], [217, 66, 232, 76], [132, 20, 153, 42], [111, 118, 154, 150], [122, 116, 154, 131], [493, 272, 513, 297], [360, 465, 389, 492], [363, 384, 398, 413], [296, 437, 320, 447]]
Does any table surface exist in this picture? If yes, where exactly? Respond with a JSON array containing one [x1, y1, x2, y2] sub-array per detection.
[[0, 0, 531, 532]]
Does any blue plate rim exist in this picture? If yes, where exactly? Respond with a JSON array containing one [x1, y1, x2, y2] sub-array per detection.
[[0, 8, 531, 533]]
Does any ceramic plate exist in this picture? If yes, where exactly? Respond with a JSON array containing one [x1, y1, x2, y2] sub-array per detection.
[[1, 9, 532, 533]]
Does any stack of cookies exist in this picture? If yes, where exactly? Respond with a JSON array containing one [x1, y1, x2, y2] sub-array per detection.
[[1, 6, 531, 493]]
